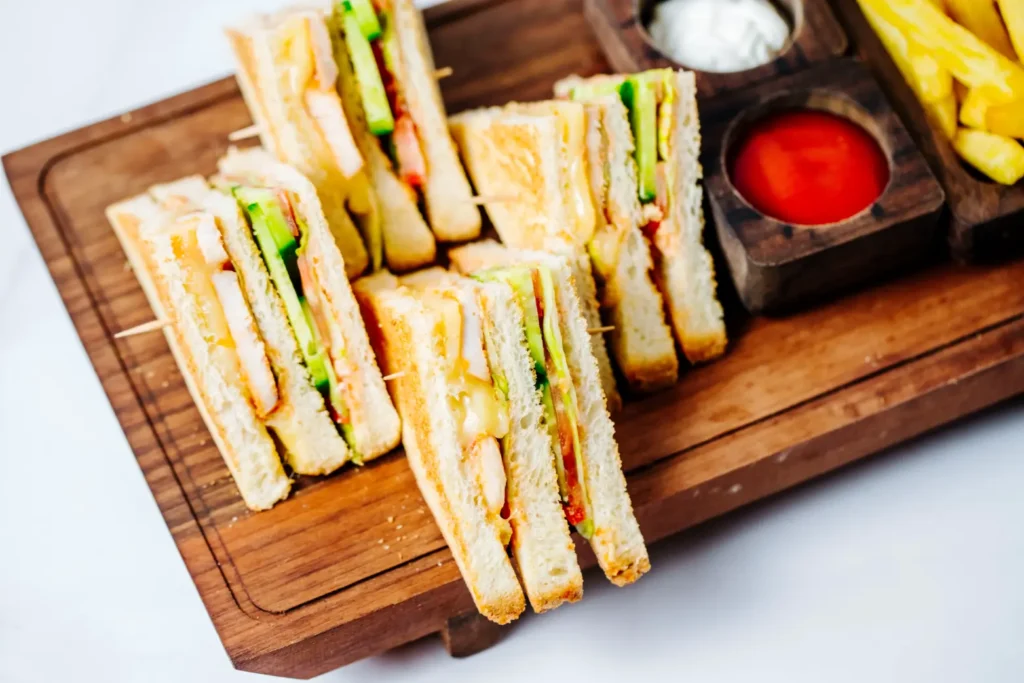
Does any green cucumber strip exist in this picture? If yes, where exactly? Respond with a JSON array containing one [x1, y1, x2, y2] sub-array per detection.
[[244, 200, 319, 371], [621, 77, 658, 203], [342, 0, 381, 40], [342, 9, 395, 136]]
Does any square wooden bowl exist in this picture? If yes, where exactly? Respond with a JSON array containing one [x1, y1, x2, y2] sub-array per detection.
[[583, 0, 848, 97], [703, 58, 946, 314]]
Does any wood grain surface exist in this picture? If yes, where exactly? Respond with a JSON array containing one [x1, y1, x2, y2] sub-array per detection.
[[5, 0, 1024, 678], [830, 0, 1024, 261]]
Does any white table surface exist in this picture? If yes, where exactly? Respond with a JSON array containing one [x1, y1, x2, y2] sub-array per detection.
[[2, 1, 1023, 681]]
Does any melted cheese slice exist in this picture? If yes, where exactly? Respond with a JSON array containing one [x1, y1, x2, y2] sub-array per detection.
[[420, 287, 510, 520]]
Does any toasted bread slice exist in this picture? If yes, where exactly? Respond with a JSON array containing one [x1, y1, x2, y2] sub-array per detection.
[[218, 147, 402, 461], [476, 279, 583, 611], [658, 70, 727, 362], [389, 0, 481, 242], [358, 282, 525, 624], [106, 194, 291, 511]]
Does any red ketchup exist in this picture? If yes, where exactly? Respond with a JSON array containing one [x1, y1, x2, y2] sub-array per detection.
[[729, 110, 890, 226]]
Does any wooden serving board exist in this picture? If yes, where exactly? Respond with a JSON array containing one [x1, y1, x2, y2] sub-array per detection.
[[5, 0, 1024, 678]]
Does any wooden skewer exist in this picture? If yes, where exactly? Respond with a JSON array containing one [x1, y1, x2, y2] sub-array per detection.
[[468, 195, 518, 205], [435, 66, 453, 80], [115, 319, 170, 339], [228, 124, 261, 142], [381, 371, 406, 381], [588, 325, 615, 334]]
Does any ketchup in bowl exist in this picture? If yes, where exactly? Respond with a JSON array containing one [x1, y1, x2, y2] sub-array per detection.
[[729, 110, 890, 226]]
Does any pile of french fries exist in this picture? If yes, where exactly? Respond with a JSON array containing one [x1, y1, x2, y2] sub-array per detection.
[[859, 0, 1024, 185]]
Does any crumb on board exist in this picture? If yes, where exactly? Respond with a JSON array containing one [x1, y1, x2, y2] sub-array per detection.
[[387, 516, 394, 523], [120, 112, 133, 123]]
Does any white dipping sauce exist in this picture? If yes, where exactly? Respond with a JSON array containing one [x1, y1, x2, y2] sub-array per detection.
[[648, 0, 791, 73]]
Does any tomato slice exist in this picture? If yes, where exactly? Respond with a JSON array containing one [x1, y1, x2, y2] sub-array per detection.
[[370, 34, 425, 188], [393, 115, 426, 187]]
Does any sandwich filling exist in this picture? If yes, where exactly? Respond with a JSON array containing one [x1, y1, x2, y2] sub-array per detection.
[[474, 266, 594, 539], [569, 71, 675, 268], [416, 284, 512, 545], [233, 186, 361, 457], [168, 212, 280, 418], [332, 0, 428, 201], [272, 12, 382, 270]]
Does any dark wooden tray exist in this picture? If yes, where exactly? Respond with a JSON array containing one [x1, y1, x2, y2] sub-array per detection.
[[5, 0, 1024, 678]]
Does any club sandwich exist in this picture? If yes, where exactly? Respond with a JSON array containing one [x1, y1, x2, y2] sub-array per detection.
[[354, 268, 585, 622], [106, 155, 400, 509], [556, 69, 727, 363], [227, 0, 479, 276]]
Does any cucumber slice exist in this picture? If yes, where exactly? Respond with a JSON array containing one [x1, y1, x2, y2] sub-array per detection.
[[620, 77, 658, 203], [342, 0, 381, 40], [342, 9, 395, 136]]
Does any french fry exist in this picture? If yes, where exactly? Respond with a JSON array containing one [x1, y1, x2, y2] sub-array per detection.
[[986, 99, 1024, 138], [860, 0, 1024, 100], [946, 0, 1017, 59], [863, 3, 953, 102], [998, 0, 1024, 62], [927, 94, 960, 139], [959, 87, 996, 129], [926, 0, 947, 10], [953, 128, 1024, 184], [909, 50, 955, 102]]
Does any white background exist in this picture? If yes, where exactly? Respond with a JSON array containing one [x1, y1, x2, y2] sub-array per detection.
[[1, 1, 1023, 681]]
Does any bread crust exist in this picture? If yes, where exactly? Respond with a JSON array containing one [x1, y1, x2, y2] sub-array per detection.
[[369, 289, 525, 624], [478, 281, 583, 612], [543, 254, 650, 585], [106, 195, 291, 511], [391, 0, 481, 242]]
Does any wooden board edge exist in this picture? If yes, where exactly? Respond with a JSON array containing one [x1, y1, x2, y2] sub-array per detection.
[[222, 316, 1024, 677]]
